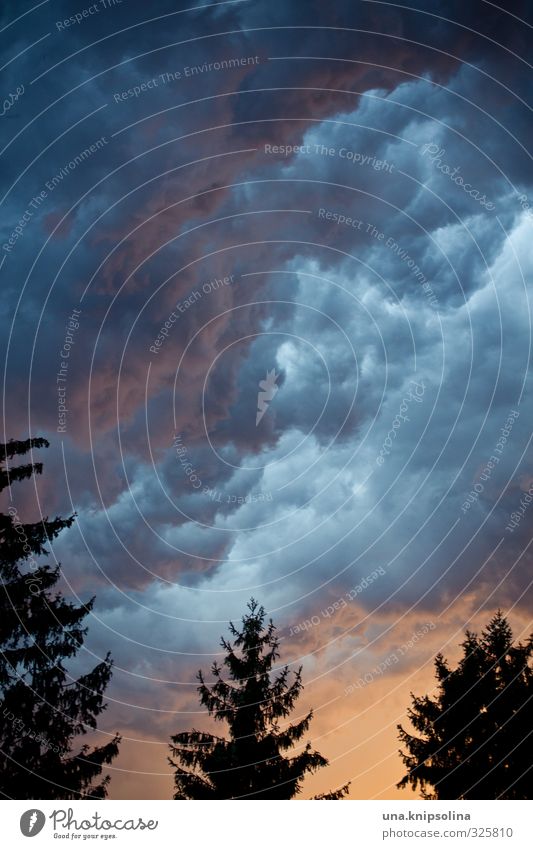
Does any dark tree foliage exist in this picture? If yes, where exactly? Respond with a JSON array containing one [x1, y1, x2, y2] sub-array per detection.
[[0, 438, 120, 799], [313, 784, 351, 800], [169, 599, 349, 799], [397, 611, 533, 799]]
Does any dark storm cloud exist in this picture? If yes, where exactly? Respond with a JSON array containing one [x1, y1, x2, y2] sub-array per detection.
[[1, 0, 532, 798]]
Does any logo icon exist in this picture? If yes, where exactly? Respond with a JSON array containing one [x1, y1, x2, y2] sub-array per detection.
[[20, 809, 46, 837], [256, 368, 279, 425]]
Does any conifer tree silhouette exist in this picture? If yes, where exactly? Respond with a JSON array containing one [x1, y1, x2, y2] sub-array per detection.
[[169, 599, 349, 799], [0, 438, 120, 799], [397, 611, 533, 799]]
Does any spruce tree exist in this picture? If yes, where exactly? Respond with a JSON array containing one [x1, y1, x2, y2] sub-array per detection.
[[169, 599, 348, 799], [0, 438, 120, 799], [397, 611, 533, 799]]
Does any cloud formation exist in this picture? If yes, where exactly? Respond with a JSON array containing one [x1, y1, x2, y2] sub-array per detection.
[[1, 0, 532, 798]]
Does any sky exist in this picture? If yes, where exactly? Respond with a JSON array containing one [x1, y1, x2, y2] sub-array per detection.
[[1, 0, 532, 799]]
